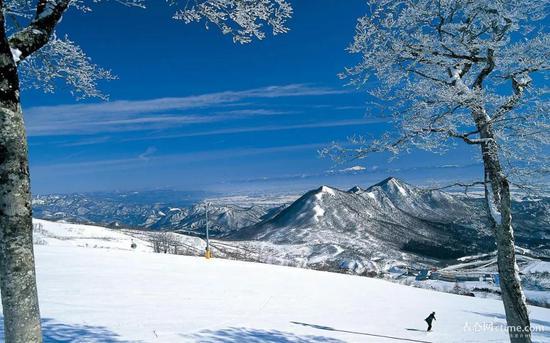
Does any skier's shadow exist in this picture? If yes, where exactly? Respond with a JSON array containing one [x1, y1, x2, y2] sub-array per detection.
[[406, 328, 427, 332], [291, 322, 432, 343]]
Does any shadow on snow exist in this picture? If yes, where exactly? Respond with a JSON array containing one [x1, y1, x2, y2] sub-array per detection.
[[184, 327, 346, 342], [0, 317, 130, 343], [291, 321, 433, 343]]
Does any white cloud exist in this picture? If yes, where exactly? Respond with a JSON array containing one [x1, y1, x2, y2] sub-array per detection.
[[341, 165, 366, 172], [25, 84, 348, 136], [120, 118, 389, 142]]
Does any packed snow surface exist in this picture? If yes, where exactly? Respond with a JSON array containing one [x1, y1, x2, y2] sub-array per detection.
[[32, 219, 152, 253], [1, 220, 549, 342]]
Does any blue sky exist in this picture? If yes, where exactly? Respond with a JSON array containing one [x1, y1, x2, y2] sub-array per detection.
[[25, 1, 482, 195]]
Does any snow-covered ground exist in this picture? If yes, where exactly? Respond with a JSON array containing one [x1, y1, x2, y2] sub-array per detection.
[[32, 219, 153, 253], [1, 220, 549, 342]]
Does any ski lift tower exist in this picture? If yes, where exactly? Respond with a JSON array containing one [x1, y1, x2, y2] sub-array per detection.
[[204, 201, 212, 259]]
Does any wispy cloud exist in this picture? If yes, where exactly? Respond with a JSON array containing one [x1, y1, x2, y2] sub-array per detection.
[[25, 84, 348, 136], [58, 136, 113, 147], [31, 143, 324, 175], [121, 118, 388, 142], [138, 147, 157, 161], [225, 163, 480, 186]]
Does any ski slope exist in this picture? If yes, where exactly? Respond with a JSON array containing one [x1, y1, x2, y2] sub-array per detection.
[[0, 220, 549, 342], [32, 219, 153, 253]]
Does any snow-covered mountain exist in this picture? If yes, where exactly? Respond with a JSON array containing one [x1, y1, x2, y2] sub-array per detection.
[[32, 191, 288, 236], [161, 202, 285, 236], [229, 177, 549, 272], [32, 190, 204, 229]]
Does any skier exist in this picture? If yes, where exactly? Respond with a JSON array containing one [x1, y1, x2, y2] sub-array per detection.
[[425, 311, 436, 331]]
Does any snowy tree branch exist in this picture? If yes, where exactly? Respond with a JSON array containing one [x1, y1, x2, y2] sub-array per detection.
[[333, 0, 549, 189], [473, 48, 495, 89], [172, 0, 292, 44], [426, 180, 488, 195], [8, 0, 71, 62]]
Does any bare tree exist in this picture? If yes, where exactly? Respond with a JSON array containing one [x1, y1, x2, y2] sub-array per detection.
[[322, 1, 549, 342], [0, 1, 292, 341], [151, 231, 179, 254]]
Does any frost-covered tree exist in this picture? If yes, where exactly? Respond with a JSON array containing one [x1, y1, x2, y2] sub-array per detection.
[[0, 1, 291, 341], [322, 1, 549, 342]]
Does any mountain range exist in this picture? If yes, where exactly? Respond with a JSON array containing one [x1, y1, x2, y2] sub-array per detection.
[[32, 177, 549, 270], [32, 190, 289, 235]]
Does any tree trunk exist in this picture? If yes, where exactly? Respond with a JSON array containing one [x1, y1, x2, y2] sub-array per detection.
[[0, 11, 42, 343], [473, 109, 531, 343]]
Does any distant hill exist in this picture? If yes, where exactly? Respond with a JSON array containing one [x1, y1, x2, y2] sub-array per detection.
[[32, 190, 290, 236], [228, 177, 549, 270]]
